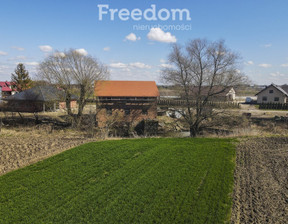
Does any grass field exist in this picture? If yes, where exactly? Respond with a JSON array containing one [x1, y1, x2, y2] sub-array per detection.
[[0, 138, 236, 224]]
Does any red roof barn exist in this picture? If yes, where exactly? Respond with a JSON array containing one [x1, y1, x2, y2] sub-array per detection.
[[94, 80, 159, 128]]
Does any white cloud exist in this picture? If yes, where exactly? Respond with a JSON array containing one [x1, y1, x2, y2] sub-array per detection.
[[160, 63, 173, 68], [14, 61, 38, 66], [12, 46, 25, 51], [125, 33, 141, 42], [280, 63, 288, 67], [122, 68, 131, 72], [129, 62, 151, 69], [247, 61, 254, 65], [160, 59, 166, 63], [0, 51, 8, 56], [270, 72, 285, 77], [264, 44, 272, 48], [147, 28, 177, 43], [25, 62, 39, 66], [103, 47, 110, 51], [75, 48, 88, 56], [54, 52, 65, 57], [39, 45, 53, 52], [8, 55, 27, 61], [17, 55, 27, 60], [110, 62, 151, 70], [258, 63, 272, 68], [109, 67, 160, 82], [0, 65, 9, 72], [110, 63, 127, 69]]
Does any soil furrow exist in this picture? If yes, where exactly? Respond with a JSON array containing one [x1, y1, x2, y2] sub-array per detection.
[[231, 137, 288, 224]]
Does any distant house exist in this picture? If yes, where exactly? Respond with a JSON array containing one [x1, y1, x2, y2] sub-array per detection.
[[159, 90, 181, 99], [0, 81, 16, 98], [187, 86, 236, 101], [3, 85, 77, 112], [255, 84, 288, 104], [94, 80, 159, 127]]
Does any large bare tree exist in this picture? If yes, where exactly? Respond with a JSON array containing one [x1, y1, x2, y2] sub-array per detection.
[[162, 39, 246, 137], [38, 49, 109, 124]]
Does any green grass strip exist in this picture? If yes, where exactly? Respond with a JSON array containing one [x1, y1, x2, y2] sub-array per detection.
[[0, 138, 236, 224]]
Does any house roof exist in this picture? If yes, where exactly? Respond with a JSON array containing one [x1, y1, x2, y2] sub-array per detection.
[[4, 85, 77, 102], [94, 81, 160, 97], [280, 84, 288, 94], [255, 83, 288, 97], [0, 81, 14, 92]]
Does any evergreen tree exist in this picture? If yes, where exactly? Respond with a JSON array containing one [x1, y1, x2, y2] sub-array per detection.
[[11, 63, 32, 92]]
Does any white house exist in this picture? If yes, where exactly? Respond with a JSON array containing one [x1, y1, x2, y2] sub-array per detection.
[[255, 84, 288, 104]]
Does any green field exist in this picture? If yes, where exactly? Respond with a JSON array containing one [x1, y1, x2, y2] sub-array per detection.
[[0, 138, 235, 224]]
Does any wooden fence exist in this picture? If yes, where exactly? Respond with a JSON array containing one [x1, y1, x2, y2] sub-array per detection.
[[259, 103, 288, 110], [157, 99, 240, 109]]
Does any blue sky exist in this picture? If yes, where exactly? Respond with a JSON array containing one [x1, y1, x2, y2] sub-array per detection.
[[1, 0, 288, 84]]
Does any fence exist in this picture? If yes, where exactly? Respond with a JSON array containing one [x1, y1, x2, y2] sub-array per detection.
[[157, 99, 240, 109], [259, 103, 288, 110]]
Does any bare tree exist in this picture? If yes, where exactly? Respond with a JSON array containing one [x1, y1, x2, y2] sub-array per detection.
[[162, 39, 247, 137], [38, 49, 109, 124]]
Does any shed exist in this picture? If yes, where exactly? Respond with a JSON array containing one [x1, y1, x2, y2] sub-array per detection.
[[3, 85, 77, 112], [188, 86, 236, 101]]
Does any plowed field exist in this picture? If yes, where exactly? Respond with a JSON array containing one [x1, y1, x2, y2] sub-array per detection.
[[231, 137, 288, 224], [0, 131, 89, 176]]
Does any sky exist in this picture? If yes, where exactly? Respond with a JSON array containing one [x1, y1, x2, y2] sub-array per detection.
[[0, 0, 288, 85]]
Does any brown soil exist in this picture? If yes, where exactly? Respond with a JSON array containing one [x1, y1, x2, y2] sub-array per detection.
[[0, 128, 91, 176], [231, 137, 288, 224]]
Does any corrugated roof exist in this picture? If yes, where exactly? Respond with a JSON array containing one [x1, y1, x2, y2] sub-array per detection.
[[94, 81, 159, 97], [4, 86, 77, 102]]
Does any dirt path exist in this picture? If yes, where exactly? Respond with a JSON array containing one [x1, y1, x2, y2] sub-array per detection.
[[0, 129, 91, 176], [231, 137, 288, 224]]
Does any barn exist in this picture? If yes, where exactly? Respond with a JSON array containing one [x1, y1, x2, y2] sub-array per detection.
[[94, 80, 159, 128]]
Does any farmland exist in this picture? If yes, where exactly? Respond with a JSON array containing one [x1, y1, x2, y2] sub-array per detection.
[[0, 128, 89, 175], [231, 137, 288, 223], [0, 138, 235, 224]]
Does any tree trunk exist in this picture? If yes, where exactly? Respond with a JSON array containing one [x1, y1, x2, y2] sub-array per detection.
[[77, 85, 85, 119], [75, 85, 86, 127], [65, 92, 73, 116], [189, 125, 198, 138]]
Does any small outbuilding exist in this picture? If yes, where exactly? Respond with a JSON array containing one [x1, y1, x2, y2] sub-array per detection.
[[3, 85, 77, 112], [188, 86, 236, 101]]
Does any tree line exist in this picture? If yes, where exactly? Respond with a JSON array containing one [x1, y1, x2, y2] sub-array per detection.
[[8, 38, 247, 137]]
